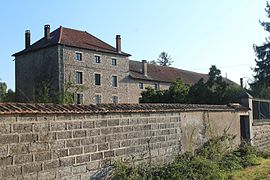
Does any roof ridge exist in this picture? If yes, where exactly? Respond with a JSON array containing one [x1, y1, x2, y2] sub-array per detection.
[[84, 31, 117, 51]]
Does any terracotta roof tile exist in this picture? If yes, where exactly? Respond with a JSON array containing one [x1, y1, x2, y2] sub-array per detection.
[[0, 103, 246, 115], [13, 26, 130, 56], [129, 60, 209, 84]]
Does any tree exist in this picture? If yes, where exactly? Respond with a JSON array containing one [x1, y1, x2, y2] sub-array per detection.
[[168, 79, 190, 103], [251, 2, 270, 98], [0, 82, 7, 101], [156, 52, 173, 66]]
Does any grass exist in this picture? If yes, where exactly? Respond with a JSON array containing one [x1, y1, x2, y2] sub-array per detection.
[[229, 158, 270, 180]]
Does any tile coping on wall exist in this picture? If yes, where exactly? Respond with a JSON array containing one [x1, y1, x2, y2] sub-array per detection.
[[0, 103, 248, 115]]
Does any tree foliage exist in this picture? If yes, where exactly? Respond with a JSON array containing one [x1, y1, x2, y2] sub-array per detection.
[[141, 65, 245, 104], [251, 2, 270, 98], [156, 52, 173, 66], [0, 81, 15, 102]]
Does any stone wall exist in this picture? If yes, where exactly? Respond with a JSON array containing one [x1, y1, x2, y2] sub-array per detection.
[[63, 46, 130, 104], [0, 104, 244, 179], [252, 122, 270, 150]]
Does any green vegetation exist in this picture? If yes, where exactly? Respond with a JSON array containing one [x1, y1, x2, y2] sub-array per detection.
[[251, 1, 270, 99], [141, 65, 245, 104], [0, 81, 15, 102], [110, 135, 270, 180]]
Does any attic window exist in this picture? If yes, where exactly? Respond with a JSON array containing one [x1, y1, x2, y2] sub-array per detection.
[[95, 55, 100, 63], [75, 52, 82, 61]]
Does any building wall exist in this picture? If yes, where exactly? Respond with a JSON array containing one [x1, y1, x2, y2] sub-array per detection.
[[128, 79, 171, 103], [0, 109, 241, 179], [15, 46, 60, 102], [62, 46, 129, 104]]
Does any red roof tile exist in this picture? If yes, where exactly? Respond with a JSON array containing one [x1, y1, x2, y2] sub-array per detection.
[[13, 26, 130, 56], [129, 60, 209, 84], [0, 103, 246, 115]]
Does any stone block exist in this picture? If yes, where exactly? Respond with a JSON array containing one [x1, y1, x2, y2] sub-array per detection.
[[81, 137, 94, 145], [38, 132, 56, 142], [98, 143, 109, 151], [59, 157, 75, 167], [20, 133, 38, 143], [109, 141, 120, 149], [37, 170, 57, 179], [2, 165, 22, 177], [83, 121, 95, 129], [94, 136, 106, 144], [72, 164, 87, 174], [0, 134, 19, 144], [76, 154, 90, 164], [119, 119, 129, 126], [43, 160, 60, 170], [91, 152, 103, 161], [112, 127, 123, 134], [67, 121, 81, 130], [34, 151, 51, 161], [56, 131, 72, 139], [14, 154, 33, 164], [100, 128, 112, 135], [69, 147, 83, 155], [73, 130, 86, 138], [53, 149, 68, 158], [9, 144, 29, 155], [13, 123, 32, 133], [96, 120, 107, 128], [108, 119, 119, 126], [51, 122, 66, 131], [87, 129, 100, 136], [104, 150, 114, 158], [29, 142, 49, 152], [22, 162, 42, 174], [33, 122, 50, 132], [17, 115, 37, 122], [58, 167, 72, 178], [49, 140, 65, 149], [0, 145, 8, 157], [115, 148, 126, 156], [86, 161, 100, 171], [0, 123, 11, 134], [0, 156, 13, 166], [84, 145, 97, 153], [66, 139, 80, 147]]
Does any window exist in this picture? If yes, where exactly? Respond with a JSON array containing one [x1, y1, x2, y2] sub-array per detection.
[[95, 55, 100, 63], [95, 73, 101, 85], [112, 58, 117, 66], [75, 93, 83, 104], [95, 94, 102, 104], [112, 96, 118, 104], [154, 83, 160, 90], [75, 52, 82, 61], [112, 75, 118, 87], [75, 71, 83, 84], [139, 82, 144, 89]]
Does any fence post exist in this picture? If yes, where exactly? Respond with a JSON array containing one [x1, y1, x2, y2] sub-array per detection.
[[239, 91, 253, 144]]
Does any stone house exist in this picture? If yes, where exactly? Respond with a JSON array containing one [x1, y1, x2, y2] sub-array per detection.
[[13, 25, 210, 104]]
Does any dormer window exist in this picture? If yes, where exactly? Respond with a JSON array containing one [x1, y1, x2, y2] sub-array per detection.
[[75, 52, 82, 61]]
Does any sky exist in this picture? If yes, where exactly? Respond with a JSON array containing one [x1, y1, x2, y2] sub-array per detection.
[[0, 0, 269, 90]]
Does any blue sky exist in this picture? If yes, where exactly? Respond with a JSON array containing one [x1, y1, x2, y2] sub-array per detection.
[[0, 0, 268, 90]]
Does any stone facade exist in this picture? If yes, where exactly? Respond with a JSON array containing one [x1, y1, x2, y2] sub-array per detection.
[[62, 46, 129, 104], [0, 104, 243, 179], [252, 122, 270, 150]]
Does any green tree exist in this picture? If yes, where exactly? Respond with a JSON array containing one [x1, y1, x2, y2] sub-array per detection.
[[168, 79, 190, 103], [156, 52, 173, 66], [251, 2, 270, 98], [0, 82, 7, 101]]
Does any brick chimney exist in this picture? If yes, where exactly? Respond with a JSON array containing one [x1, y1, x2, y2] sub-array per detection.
[[116, 35, 121, 53], [44, 25, 50, 40], [25, 30, 31, 49], [142, 60, 147, 76]]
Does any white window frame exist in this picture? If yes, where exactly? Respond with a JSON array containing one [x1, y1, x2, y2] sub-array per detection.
[[94, 94, 102, 104], [154, 83, 160, 90], [75, 93, 84, 105], [94, 55, 101, 64], [111, 58, 117, 66], [75, 71, 83, 84], [75, 51, 83, 61], [139, 82, 144, 89], [94, 73, 102, 86]]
